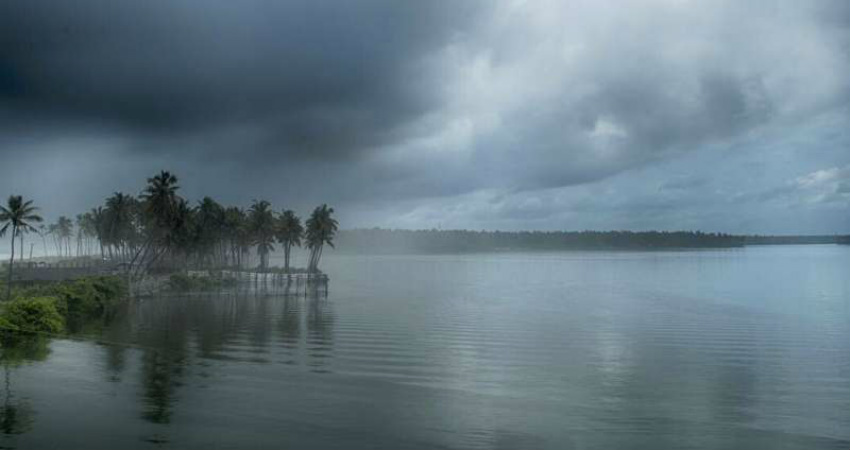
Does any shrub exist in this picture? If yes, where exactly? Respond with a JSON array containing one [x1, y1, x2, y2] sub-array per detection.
[[0, 297, 65, 334], [13, 276, 127, 318], [167, 272, 227, 292]]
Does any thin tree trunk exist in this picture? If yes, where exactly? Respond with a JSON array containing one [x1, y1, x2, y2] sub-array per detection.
[[284, 242, 291, 273], [6, 226, 16, 300]]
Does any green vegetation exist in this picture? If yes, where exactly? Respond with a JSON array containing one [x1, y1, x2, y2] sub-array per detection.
[[0, 276, 128, 335], [0, 298, 64, 334]]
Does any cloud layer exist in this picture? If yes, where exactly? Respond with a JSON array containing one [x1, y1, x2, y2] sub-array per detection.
[[1, 0, 848, 233]]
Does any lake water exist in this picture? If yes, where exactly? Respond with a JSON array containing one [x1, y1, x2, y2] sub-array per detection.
[[1, 245, 849, 449]]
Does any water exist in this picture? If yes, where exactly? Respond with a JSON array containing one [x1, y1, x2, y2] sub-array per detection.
[[2, 245, 849, 449]]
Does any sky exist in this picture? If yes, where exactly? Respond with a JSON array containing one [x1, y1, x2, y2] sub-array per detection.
[[1, 0, 848, 234]]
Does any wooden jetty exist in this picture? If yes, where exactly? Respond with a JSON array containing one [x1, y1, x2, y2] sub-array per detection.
[[5, 260, 329, 297], [6, 260, 114, 282], [211, 270, 329, 296]]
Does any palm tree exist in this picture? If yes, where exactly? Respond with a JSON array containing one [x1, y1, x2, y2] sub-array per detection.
[[37, 224, 48, 259], [223, 206, 246, 268], [131, 171, 182, 275], [0, 196, 43, 300], [305, 204, 338, 273], [196, 197, 225, 267], [104, 192, 138, 261], [276, 210, 303, 273], [141, 171, 180, 230], [90, 207, 106, 259], [56, 216, 73, 257], [247, 200, 276, 270]]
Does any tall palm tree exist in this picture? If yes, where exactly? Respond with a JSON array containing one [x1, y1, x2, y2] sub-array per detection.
[[131, 171, 182, 275], [276, 210, 303, 273], [247, 200, 276, 270], [90, 207, 106, 259], [305, 204, 338, 273], [196, 197, 225, 267], [104, 192, 137, 261], [56, 216, 73, 257], [37, 224, 49, 259], [0, 196, 43, 300], [141, 171, 180, 230]]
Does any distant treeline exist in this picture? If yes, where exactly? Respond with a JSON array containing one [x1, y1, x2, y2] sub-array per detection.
[[334, 229, 747, 254], [744, 235, 849, 245]]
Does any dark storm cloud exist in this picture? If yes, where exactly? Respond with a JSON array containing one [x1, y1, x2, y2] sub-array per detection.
[[0, 0, 848, 233], [0, 0, 483, 159]]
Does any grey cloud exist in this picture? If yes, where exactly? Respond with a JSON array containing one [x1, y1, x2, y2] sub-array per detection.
[[0, 0, 848, 233]]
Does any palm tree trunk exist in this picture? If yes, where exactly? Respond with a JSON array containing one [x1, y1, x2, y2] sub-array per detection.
[[284, 242, 291, 273], [6, 225, 16, 300]]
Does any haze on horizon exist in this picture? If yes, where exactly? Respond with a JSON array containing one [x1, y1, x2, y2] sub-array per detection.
[[1, 0, 848, 235]]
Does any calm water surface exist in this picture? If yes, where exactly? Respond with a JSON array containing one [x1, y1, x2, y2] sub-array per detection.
[[2, 245, 849, 449]]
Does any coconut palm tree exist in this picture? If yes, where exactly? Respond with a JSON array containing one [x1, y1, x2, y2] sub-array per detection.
[[276, 210, 303, 273], [223, 206, 246, 268], [130, 171, 182, 275], [55, 216, 74, 258], [141, 171, 180, 230], [104, 192, 139, 261], [37, 224, 49, 259], [305, 204, 338, 273], [0, 196, 43, 300], [195, 197, 225, 267], [247, 200, 276, 270]]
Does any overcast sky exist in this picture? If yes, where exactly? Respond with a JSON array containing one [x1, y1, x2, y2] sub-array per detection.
[[1, 0, 848, 234]]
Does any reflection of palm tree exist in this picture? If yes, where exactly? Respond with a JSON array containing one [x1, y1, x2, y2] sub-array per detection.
[[0, 365, 33, 435], [306, 298, 334, 372], [141, 350, 182, 424], [0, 335, 51, 435], [1, 195, 43, 300], [279, 297, 301, 345], [136, 299, 189, 425]]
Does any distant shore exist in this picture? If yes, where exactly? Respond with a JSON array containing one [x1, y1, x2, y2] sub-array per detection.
[[330, 228, 850, 255]]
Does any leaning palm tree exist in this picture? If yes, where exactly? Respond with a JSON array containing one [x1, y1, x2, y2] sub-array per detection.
[[276, 210, 303, 273], [0, 196, 43, 300], [305, 204, 338, 273], [247, 200, 276, 270]]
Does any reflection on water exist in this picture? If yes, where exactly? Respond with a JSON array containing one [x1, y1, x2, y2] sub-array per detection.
[[108, 293, 336, 424], [0, 246, 849, 449], [0, 335, 49, 436]]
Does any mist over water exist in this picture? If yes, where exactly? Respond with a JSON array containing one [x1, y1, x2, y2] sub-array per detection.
[[2, 245, 848, 449]]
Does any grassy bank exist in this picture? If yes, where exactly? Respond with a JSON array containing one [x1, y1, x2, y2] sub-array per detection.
[[0, 276, 128, 334]]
